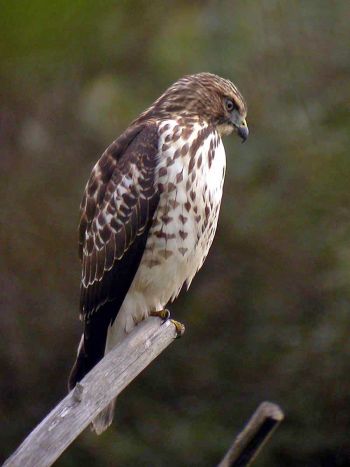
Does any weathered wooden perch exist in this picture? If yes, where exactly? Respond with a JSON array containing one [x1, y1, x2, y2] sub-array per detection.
[[4, 317, 183, 467], [4, 318, 283, 467], [218, 401, 284, 467]]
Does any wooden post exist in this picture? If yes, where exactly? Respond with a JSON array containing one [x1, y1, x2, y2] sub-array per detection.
[[4, 317, 183, 467], [217, 402, 284, 467]]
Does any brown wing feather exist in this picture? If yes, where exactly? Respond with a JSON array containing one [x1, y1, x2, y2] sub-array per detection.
[[79, 122, 159, 315], [69, 122, 160, 389]]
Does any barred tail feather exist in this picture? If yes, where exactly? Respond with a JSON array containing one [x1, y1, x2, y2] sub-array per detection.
[[68, 303, 134, 434], [90, 308, 132, 434], [68, 334, 117, 435]]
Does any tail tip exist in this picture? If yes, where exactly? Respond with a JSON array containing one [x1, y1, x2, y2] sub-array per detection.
[[91, 399, 116, 435]]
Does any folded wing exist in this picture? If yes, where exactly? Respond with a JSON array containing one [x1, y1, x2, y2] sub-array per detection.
[[69, 122, 160, 389]]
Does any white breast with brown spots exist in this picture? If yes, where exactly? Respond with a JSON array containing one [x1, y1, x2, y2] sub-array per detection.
[[106, 118, 226, 346]]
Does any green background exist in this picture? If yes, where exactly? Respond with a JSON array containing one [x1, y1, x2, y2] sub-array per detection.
[[1, 1, 350, 465]]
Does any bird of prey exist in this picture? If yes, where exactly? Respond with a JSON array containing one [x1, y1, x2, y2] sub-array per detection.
[[68, 72, 248, 434]]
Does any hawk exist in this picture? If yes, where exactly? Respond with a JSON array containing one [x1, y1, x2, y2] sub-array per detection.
[[68, 73, 248, 434]]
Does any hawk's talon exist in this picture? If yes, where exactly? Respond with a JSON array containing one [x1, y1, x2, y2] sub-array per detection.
[[149, 311, 184, 337], [150, 309, 170, 321], [170, 319, 185, 338]]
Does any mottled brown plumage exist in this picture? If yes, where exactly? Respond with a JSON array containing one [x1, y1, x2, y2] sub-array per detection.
[[69, 73, 248, 434], [137, 73, 247, 124]]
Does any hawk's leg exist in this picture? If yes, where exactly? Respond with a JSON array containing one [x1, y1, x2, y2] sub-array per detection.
[[150, 310, 185, 338], [150, 309, 170, 321]]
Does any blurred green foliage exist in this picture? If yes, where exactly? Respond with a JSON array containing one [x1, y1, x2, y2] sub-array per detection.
[[1, 1, 350, 466]]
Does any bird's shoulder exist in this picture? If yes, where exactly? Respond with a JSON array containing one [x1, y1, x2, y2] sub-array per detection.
[[78, 121, 160, 261]]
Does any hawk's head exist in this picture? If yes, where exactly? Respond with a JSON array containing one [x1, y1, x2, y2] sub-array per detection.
[[145, 72, 248, 142]]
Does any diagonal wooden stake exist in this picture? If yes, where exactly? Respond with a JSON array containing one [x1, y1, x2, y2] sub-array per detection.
[[4, 317, 184, 467], [218, 402, 284, 467]]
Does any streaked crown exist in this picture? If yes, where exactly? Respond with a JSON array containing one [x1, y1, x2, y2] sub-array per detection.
[[137, 73, 248, 139]]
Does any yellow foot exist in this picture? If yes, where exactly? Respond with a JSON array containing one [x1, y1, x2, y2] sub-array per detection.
[[170, 319, 185, 338], [150, 309, 170, 320]]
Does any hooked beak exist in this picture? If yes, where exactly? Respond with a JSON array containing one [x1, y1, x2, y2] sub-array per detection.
[[236, 119, 249, 143], [228, 112, 249, 142]]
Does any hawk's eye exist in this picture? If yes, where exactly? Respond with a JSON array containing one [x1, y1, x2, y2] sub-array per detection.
[[225, 98, 236, 112]]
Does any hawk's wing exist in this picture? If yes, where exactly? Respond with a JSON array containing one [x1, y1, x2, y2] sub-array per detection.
[[69, 122, 160, 389]]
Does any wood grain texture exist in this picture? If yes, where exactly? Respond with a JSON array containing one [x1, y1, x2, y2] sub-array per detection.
[[217, 401, 284, 467], [4, 317, 182, 467]]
